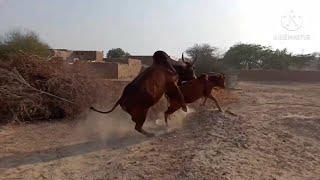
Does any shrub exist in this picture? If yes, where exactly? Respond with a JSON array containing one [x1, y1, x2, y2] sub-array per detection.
[[0, 29, 50, 60]]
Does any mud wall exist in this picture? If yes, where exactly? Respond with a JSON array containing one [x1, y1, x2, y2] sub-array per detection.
[[238, 70, 320, 82], [88, 59, 142, 79], [129, 56, 153, 66], [118, 59, 141, 79], [95, 51, 104, 62], [88, 62, 118, 79]]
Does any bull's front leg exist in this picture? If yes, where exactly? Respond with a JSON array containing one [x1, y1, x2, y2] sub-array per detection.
[[175, 85, 187, 112], [167, 83, 187, 112], [208, 94, 223, 112], [201, 97, 208, 106], [164, 100, 182, 127]]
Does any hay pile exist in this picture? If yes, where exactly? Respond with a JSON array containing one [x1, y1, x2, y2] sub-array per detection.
[[0, 53, 103, 123]]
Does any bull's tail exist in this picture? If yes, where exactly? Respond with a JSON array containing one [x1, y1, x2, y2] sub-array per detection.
[[90, 99, 121, 114]]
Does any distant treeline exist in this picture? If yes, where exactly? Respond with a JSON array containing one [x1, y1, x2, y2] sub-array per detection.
[[1, 29, 319, 75], [108, 44, 320, 74], [184, 43, 320, 74]]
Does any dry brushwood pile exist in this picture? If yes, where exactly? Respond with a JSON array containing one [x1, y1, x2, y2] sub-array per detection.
[[0, 53, 103, 123]]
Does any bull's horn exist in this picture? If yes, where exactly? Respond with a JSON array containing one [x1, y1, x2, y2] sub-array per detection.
[[181, 53, 186, 63]]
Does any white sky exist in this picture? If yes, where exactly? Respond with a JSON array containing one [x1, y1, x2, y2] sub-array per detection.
[[0, 0, 319, 57]]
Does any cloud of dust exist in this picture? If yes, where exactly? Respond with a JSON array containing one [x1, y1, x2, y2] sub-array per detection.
[[72, 106, 195, 142], [155, 107, 195, 131], [72, 108, 137, 142]]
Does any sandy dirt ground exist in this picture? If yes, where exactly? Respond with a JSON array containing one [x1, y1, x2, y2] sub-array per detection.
[[0, 81, 320, 180]]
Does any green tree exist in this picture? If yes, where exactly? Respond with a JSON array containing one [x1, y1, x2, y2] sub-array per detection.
[[222, 43, 315, 70], [290, 53, 315, 70], [261, 49, 292, 70], [222, 43, 271, 70], [0, 29, 50, 59], [106, 48, 130, 59], [185, 44, 219, 74]]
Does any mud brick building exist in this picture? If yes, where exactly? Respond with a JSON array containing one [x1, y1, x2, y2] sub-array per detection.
[[50, 49, 104, 62]]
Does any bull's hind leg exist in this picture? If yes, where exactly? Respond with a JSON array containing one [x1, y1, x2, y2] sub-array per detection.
[[208, 94, 223, 112], [164, 101, 181, 127], [132, 109, 155, 137]]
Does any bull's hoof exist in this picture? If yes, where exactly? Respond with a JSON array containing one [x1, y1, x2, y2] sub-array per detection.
[[146, 133, 155, 137]]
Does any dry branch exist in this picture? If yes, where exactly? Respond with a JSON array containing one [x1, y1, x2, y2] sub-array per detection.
[[11, 68, 75, 104]]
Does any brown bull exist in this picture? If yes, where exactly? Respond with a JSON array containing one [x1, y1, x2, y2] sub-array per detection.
[[164, 73, 226, 126], [90, 51, 187, 137]]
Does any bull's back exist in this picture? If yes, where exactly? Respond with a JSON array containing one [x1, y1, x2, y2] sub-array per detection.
[[120, 67, 168, 110]]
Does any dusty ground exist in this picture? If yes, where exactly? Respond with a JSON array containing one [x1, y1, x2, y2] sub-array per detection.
[[0, 81, 320, 180]]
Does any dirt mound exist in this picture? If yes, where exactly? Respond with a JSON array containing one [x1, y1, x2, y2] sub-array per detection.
[[1, 82, 319, 179]]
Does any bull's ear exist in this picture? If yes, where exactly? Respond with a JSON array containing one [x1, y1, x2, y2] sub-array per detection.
[[181, 53, 185, 63]]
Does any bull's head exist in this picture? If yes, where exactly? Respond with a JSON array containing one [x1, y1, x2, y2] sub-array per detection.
[[177, 53, 197, 83], [208, 73, 226, 89], [153, 51, 177, 74]]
